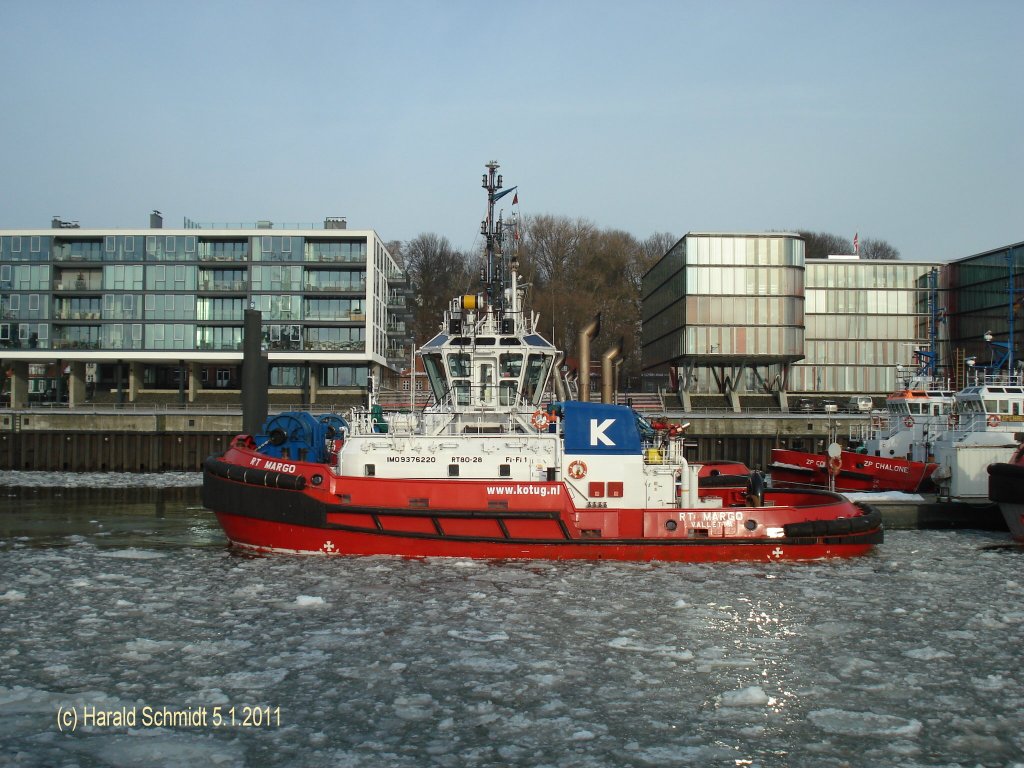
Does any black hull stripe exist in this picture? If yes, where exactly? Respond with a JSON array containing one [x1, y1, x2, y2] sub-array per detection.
[[308, 519, 883, 548]]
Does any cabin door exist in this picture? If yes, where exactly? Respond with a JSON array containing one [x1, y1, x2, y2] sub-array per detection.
[[476, 361, 495, 407]]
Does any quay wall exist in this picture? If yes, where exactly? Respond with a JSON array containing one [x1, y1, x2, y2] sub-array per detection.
[[0, 410, 241, 472], [0, 409, 867, 473]]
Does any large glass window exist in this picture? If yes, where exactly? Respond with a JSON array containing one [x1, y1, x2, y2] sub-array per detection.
[[270, 366, 303, 386], [251, 265, 301, 291], [264, 324, 302, 350], [304, 269, 367, 292], [102, 265, 144, 291], [197, 240, 248, 262], [199, 268, 247, 291], [144, 294, 196, 320], [197, 326, 243, 350], [197, 297, 245, 321], [303, 239, 367, 263], [303, 326, 364, 351], [145, 323, 195, 350], [319, 365, 369, 387], [253, 294, 299, 321], [423, 352, 448, 402], [255, 236, 303, 262], [522, 353, 553, 405]]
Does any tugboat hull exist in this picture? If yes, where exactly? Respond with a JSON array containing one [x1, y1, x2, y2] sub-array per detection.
[[204, 449, 882, 563], [770, 448, 936, 493]]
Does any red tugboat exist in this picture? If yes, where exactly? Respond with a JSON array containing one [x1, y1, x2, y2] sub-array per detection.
[[988, 435, 1024, 542], [202, 162, 882, 562]]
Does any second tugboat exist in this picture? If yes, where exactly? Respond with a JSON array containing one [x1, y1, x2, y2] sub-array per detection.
[[203, 162, 882, 562]]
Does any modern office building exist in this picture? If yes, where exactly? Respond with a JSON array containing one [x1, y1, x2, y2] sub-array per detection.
[[642, 232, 807, 410], [642, 231, 941, 409], [0, 214, 414, 407], [939, 240, 1023, 385], [795, 256, 941, 395]]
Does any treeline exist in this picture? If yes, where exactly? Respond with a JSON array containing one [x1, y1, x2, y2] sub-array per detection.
[[799, 231, 900, 260], [389, 222, 899, 388]]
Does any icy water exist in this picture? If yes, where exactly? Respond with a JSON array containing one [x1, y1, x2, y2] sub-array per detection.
[[0, 477, 1022, 768]]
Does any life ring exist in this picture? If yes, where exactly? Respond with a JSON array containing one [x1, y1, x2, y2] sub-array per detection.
[[567, 460, 587, 480], [530, 410, 548, 430], [987, 414, 1001, 427], [903, 416, 914, 428], [828, 456, 842, 476]]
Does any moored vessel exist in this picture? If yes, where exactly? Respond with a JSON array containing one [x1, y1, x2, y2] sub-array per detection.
[[987, 434, 1024, 542], [770, 366, 954, 493], [202, 162, 882, 562]]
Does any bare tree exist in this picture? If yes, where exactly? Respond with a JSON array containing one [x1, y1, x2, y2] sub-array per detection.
[[858, 237, 900, 260], [798, 230, 900, 260], [403, 234, 472, 344], [384, 240, 404, 266], [798, 231, 854, 259]]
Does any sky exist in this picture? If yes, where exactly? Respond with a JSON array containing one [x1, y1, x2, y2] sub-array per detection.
[[1, 0, 1020, 262]]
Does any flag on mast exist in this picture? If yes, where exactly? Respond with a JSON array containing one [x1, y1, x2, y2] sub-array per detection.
[[853, 233, 859, 254], [512, 192, 518, 205]]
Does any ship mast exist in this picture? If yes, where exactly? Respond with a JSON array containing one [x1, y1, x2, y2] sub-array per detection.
[[480, 160, 517, 321]]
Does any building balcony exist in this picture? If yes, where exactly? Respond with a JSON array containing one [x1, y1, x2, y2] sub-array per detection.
[[53, 311, 102, 321], [52, 340, 102, 350], [303, 340, 366, 352], [198, 280, 248, 292], [303, 281, 367, 293], [303, 254, 367, 265]]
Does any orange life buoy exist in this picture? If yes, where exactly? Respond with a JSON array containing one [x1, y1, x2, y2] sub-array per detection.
[[828, 456, 842, 475], [531, 410, 548, 430], [568, 460, 587, 480], [987, 414, 1001, 427]]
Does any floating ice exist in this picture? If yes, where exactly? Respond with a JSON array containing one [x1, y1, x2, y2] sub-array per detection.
[[64, 732, 244, 767], [0, 471, 202, 488], [808, 707, 923, 737], [0, 498, 1019, 767], [446, 629, 509, 643], [294, 595, 325, 606], [718, 686, 771, 707], [903, 646, 954, 661], [96, 549, 168, 560]]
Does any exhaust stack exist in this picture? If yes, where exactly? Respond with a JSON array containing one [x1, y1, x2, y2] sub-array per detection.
[[601, 337, 623, 404], [552, 350, 568, 401], [577, 314, 601, 401]]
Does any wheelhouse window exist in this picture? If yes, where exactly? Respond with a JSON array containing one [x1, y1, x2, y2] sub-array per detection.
[[422, 353, 448, 403], [522, 353, 554, 405]]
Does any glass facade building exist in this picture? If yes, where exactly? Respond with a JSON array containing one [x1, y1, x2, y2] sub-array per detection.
[[939, 241, 1023, 382], [795, 258, 940, 394], [643, 233, 805, 398], [642, 231, 944, 404], [0, 216, 413, 404]]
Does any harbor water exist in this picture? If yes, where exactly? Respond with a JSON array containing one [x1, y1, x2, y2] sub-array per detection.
[[0, 475, 1022, 767]]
